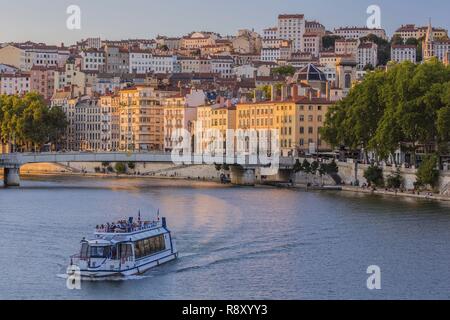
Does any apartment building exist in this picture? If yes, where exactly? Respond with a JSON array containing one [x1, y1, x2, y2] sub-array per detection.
[[30, 65, 57, 100], [391, 45, 417, 63], [210, 56, 234, 78], [0, 72, 30, 95], [277, 14, 306, 52], [197, 103, 237, 155], [237, 96, 332, 156], [163, 95, 197, 152], [394, 24, 448, 40], [104, 46, 129, 74], [357, 42, 378, 70], [0, 43, 70, 71], [99, 94, 120, 151], [335, 39, 359, 57], [333, 27, 387, 40], [80, 49, 105, 72], [301, 33, 322, 57], [118, 86, 165, 151]]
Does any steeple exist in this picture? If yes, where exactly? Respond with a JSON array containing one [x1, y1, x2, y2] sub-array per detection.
[[423, 18, 434, 60]]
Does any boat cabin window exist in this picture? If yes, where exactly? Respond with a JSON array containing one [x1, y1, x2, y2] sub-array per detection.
[[80, 243, 89, 259], [134, 235, 166, 259], [89, 246, 111, 258], [119, 243, 133, 260]]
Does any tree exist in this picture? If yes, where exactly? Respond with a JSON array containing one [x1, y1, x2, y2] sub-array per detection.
[[360, 34, 391, 66], [386, 168, 403, 189], [363, 64, 375, 71], [364, 165, 384, 187], [302, 159, 311, 174], [326, 160, 339, 175], [416, 154, 440, 190], [323, 59, 450, 167], [391, 34, 404, 46], [437, 106, 450, 142], [322, 35, 343, 50], [0, 93, 67, 151], [272, 65, 296, 77], [115, 162, 127, 174], [293, 159, 303, 173], [310, 161, 319, 175]]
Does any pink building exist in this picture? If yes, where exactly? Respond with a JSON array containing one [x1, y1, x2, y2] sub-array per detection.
[[30, 66, 57, 101]]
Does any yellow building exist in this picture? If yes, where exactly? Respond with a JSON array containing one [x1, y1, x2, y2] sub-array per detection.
[[118, 86, 164, 151], [99, 94, 120, 151], [237, 97, 333, 156], [196, 103, 236, 154], [163, 95, 197, 152]]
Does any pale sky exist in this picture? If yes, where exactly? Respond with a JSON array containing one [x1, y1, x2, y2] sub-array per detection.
[[1, 0, 449, 45]]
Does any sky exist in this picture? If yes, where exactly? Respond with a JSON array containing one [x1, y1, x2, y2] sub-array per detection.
[[1, 0, 449, 45]]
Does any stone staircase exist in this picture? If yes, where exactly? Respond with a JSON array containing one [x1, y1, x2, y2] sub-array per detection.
[[441, 183, 450, 196]]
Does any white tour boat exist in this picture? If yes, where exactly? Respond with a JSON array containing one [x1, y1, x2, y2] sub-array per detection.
[[68, 214, 178, 280]]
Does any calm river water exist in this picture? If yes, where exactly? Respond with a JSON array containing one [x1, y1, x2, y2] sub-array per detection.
[[0, 175, 449, 300]]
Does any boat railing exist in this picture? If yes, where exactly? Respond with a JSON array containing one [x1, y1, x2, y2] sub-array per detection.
[[95, 221, 162, 234]]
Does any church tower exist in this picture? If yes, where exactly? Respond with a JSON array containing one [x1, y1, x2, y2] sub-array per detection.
[[423, 18, 435, 60]]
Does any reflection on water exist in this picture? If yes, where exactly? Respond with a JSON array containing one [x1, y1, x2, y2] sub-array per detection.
[[0, 175, 449, 300]]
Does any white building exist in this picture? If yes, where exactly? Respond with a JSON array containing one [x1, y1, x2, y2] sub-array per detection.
[[357, 42, 378, 70], [0, 63, 19, 73], [302, 33, 322, 57], [211, 56, 234, 78], [233, 65, 257, 79], [261, 40, 292, 62], [277, 14, 306, 52], [334, 27, 387, 40], [0, 43, 70, 71], [81, 49, 105, 72], [335, 39, 359, 57], [391, 45, 417, 63], [0, 72, 31, 95], [129, 50, 152, 73], [150, 55, 177, 74]]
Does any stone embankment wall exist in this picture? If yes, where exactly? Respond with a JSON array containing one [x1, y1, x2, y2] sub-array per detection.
[[20, 162, 221, 181], [336, 161, 450, 193]]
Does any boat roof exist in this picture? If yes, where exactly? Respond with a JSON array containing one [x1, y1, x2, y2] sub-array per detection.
[[91, 226, 167, 244]]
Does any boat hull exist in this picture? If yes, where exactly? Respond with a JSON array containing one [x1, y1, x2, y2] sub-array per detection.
[[70, 252, 178, 281]]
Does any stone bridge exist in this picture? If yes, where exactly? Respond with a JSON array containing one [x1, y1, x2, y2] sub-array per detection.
[[1, 152, 295, 187]]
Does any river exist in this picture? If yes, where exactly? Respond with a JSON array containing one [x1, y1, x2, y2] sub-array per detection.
[[0, 175, 449, 300]]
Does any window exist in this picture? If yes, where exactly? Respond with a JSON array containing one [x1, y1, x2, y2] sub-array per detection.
[[134, 235, 166, 259]]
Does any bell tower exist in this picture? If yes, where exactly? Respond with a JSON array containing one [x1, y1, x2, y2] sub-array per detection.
[[423, 18, 435, 60]]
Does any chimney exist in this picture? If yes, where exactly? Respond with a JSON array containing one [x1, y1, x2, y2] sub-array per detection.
[[308, 89, 313, 101], [271, 85, 276, 102], [292, 84, 299, 101], [326, 81, 330, 101], [281, 85, 287, 101], [317, 90, 321, 98], [219, 96, 225, 106]]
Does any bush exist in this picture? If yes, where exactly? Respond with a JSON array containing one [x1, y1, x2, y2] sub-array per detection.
[[127, 162, 136, 170], [364, 165, 384, 187], [293, 160, 303, 173], [416, 155, 440, 190], [326, 160, 339, 174], [386, 169, 403, 189], [114, 163, 127, 174], [94, 167, 101, 173], [107, 166, 114, 173]]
